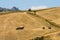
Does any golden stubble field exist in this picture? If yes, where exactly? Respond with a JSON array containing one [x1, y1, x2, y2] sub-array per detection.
[[0, 7, 60, 40]]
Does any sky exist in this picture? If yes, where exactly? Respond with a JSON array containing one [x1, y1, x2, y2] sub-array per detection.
[[0, 0, 60, 10]]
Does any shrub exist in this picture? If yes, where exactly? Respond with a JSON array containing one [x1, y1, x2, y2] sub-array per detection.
[[28, 9, 31, 11], [32, 36, 44, 40]]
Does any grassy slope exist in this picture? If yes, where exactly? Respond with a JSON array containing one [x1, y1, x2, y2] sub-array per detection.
[[0, 7, 60, 40], [37, 7, 60, 21]]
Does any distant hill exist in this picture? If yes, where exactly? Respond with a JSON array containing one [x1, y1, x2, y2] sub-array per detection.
[[0, 7, 19, 12], [0, 7, 60, 40]]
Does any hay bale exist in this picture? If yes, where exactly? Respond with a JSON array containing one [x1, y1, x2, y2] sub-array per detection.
[[42, 27, 45, 29], [16, 26, 24, 30], [48, 27, 51, 29]]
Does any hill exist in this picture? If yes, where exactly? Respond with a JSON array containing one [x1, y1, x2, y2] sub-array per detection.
[[0, 7, 60, 40]]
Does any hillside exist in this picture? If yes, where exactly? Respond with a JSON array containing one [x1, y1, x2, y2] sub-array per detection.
[[0, 7, 60, 40]]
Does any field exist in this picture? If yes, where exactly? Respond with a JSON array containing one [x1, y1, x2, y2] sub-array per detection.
[[0, 7, 60, 40]]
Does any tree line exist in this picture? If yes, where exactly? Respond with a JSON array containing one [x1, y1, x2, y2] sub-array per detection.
[[0, 6, 19, 12]]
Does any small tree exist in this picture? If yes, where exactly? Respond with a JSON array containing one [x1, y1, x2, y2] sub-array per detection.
[[28, 8, 31, 11]]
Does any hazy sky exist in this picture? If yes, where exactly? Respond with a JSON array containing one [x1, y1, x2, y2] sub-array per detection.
[[0, 0, 60, 10]]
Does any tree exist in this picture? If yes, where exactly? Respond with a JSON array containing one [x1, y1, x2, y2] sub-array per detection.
[[11, 6, 19, 11], [28, 8, 31, 11], [0, 7, 3, 12]]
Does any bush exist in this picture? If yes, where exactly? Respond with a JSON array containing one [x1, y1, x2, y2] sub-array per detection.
[[28, 9, 31, 11], [32, 36, 44, 40]]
